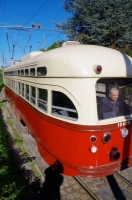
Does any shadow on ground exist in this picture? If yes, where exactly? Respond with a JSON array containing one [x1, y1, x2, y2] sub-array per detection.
[[0, 106, 64, 200]]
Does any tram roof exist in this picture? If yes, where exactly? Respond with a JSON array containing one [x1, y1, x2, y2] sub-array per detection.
[[5, 44, 132, 77]]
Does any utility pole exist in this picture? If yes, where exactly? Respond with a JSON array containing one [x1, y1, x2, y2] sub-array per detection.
[[43, 35, 46, 50], [2, 51, 4, 68]]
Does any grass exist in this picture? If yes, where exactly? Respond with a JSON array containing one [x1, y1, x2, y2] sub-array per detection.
[[0, 80, 4, 92], [0, 88, 43, 199], [0, 110, 33, 200], [6, 114, 41, 179], [0, 102, 4, 107]]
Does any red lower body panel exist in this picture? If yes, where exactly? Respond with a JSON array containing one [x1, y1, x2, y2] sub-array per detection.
[[5, 87, 132, 178]]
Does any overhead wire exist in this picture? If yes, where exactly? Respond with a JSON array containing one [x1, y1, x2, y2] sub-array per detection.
[[23, 34, 31, 52], [0, 11, 22, 25], [0, 5, 30, 19], [24, 0, 50, 26], [46, 33, 63, 47], [0, 0, 8, 21], [37, 32, 62, 50], [0, 0, 66, 62]]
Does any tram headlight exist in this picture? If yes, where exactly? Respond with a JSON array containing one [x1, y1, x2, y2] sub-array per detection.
[[90, 146, 98, 153], [121, 128, 128, 138], [102, 132, 112, 143]]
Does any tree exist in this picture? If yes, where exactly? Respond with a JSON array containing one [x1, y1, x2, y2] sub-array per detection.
[[40, 41, 63, 52], [0, 69, 3, 81], [54, 0, 132, 50]]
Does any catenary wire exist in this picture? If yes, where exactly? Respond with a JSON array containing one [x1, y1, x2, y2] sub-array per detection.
[[24, 0, 50, 26]]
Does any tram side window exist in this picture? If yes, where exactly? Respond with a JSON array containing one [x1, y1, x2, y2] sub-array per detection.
[[18, 82, 21, 94], [38, 88, 47, 112], [21, 69, 24, 75], [51, 91, 78, 120], [22, 83, 24, 97], [11, 80, 13, 89], [30, 68, 35, 76], [30, 86, 36, 105], [37, 67, 47, 76], [25, 69, 29, 75], [15, 82, 17, 92], [12, 81, 15, 90], [10, 71, 14, 75], [96, 79, 132, 120], [25, 85, 29, 100]]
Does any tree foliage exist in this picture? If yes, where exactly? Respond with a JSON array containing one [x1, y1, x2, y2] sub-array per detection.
[[54, 0, 132, 50], [40, 41, 63, 52], [0, 68, 3, 81], [0, 69, 4, 91], [0, 111, 32, 199]]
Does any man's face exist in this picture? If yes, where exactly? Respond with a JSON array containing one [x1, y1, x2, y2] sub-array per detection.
[[109, 91, 119, 102]]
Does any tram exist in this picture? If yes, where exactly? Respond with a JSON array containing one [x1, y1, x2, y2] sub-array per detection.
[[3, 41, 132, 178]]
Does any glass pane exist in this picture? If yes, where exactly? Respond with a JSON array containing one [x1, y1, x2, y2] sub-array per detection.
[[30, 68, 35, 75], [25, 69, 29, 75], [11, 80, 13, 89], [37, 67, 47, 76], [96, 79, 132, 120], [52, 91, 78, 120], [31, 86, 36, 104], [15, 82, 17, 92], [25, 85, 29, 100], [18, 82, 21, 94], [22, 83, 24, 97], [21, 70, 24, 75], [38, 88, 48, 112]]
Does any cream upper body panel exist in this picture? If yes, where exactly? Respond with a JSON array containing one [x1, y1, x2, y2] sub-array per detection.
[[4, 45, 132, 77]]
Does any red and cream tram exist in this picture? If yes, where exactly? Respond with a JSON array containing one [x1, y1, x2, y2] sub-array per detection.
[[3, 41, 132, 178]]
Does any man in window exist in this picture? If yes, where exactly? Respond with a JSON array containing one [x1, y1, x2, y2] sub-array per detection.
[[99, 87, 130, 119]]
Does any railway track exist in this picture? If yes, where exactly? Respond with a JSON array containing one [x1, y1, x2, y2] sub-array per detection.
[[1, 90, 132, 200], [74, 172, 132, 200], [74, 176, 100, 200]]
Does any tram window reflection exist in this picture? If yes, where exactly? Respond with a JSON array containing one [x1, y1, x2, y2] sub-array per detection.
[[22, 83, 24, 97], [25, 69, 29, 75], [38, 88, 47, 112], [96, 79, 132, 120], [51, 91, 78, 120], [18, 82, 21, 95], [21, 69, 24, 75], [25, 85, 29, 100], [37, 67, 47, 76], [30, 86, 36, 105], [30, 68, 35, 76]]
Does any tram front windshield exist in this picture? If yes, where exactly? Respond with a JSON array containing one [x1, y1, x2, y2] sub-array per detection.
[[96, 79, 132, 120]]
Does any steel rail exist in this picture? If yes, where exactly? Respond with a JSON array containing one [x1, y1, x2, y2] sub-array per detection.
[[116, 172, 132, 187], [74, 176, 100, 200]]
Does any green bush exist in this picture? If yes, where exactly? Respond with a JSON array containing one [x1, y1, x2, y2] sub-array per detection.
[[0, 112, 32, 200], [0, 81, 4, 92]]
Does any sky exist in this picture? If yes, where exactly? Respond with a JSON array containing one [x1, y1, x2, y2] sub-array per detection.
[[0, 0, 70, 67]]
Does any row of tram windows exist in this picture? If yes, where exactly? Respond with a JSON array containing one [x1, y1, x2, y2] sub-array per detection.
[[4, 66, 47, 76], [6, 79, 78, 121], [96, 78, 132, 120]]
